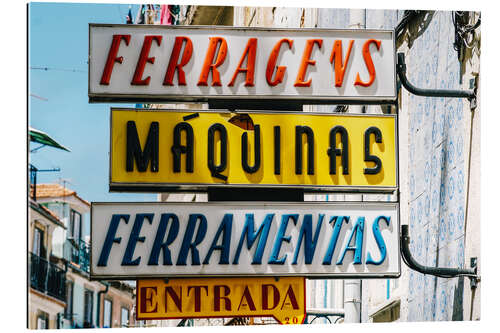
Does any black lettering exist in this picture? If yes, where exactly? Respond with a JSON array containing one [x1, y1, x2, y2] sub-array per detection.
[[171, 122, 194, 173], [327, 125, 349, 174], [207, 123, 228, 178], [274, 126, 281, 175], [241, 124, 261, 173], [364, 126, 382, 174], [126, 121, 159, 172], [295, 125, 314, 175]]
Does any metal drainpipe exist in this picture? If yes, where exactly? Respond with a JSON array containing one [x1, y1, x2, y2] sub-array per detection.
[[396, 53, 477, 108], [400, 225, 478, 281], [96, 282, 109, 328], [342, 8, 366, 324]]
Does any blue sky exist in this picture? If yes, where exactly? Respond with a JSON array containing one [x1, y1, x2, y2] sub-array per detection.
[[29, 2, 156, 204]]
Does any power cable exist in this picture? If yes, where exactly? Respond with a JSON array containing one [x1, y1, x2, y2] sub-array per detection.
[[30, 66, 86, 73]]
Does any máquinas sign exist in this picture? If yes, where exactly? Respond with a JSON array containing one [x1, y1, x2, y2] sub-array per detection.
[[136, 277, 306, 324], [90, 202, 400, 279], [110, 109, 397, 192], [89, 25, 396, 103]]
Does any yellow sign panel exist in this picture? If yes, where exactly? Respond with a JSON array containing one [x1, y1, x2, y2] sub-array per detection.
[[110, 109, 397, 191], [136, 277, 306, 324]]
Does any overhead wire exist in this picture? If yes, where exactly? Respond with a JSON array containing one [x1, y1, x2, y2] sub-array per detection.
[[30, 66, 86, 73]]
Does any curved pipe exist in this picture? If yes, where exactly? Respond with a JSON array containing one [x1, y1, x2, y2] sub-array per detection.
[[401, 225, 476, 277], [397, 53, 476, 101]]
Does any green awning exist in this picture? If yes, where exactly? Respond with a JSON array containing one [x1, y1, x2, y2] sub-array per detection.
[[29, 127, 70, 152]]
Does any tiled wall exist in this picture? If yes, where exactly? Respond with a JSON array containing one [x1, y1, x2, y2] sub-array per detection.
[[315, 9, 473, 322], [403, 11, 468, 322]]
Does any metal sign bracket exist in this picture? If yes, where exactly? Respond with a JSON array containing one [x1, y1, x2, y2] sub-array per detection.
[[400, 225, 479, 285]]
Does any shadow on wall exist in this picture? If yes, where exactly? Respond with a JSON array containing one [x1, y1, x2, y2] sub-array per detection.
[[396, 11, 435, 49]]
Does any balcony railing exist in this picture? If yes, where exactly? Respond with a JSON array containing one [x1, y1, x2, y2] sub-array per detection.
[[29, 252, 66, 302], [64, 238, 90, 274]]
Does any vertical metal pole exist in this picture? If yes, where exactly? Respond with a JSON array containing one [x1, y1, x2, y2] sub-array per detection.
[[343, 280, 361, 323], [342, 8, 366, 324]]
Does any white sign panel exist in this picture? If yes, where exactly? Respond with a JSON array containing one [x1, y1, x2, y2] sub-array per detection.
[[91, 202, 400, 279], [89, 25, 396, 103]]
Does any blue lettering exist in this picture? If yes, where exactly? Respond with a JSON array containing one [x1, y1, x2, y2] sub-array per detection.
[[203, 214, 233, 264], [147, 213, 180, 266], [122, 213, 154, 266], [268, 214, 298, 265], [337, 216, 365, 265], [176, 214, 207, 266], [97, 214, 130, 267], [322, 216, 349, 265], [233, 213, 274, 264], [366, 216, 390, 265], [292, 214, 324, 264]]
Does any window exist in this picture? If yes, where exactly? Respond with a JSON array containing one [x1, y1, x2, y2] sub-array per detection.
[[69, 209, 81, 241], [37, 312, 48, 329], [84, 289, 93, 326], [64, 281, 74, 320], [121, 307, 129, 327], [103, 299, 112, 328], [33, 226, 44, 257]]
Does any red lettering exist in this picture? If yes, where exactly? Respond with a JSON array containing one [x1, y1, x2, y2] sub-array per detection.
[[280, 285, 299, 310], [165, 286, 182, 312], [187, 285, 208, 312], [163, 36, 193, 86], [330, 40, 354, 87], [228, 38, 257, 87], [197, 37, 228, 86], [237, 286, 256, 311], [354, 39, 381, 87], [213, 285, 231, 311], [100, 34, 130, 85], [266, 39, 293, 86], [294, 39, 323, 87], [139, 286, 158, 313], [262, 284, 280, 310], [131, 35, 162, 85]]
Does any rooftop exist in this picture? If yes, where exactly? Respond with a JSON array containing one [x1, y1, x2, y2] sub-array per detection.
[[30, 183, 90, 208], [29, 199, 65, 229]]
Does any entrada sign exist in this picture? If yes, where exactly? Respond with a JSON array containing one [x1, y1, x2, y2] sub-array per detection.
[[136, 277, 306, 324], [89, 25, 395, 103], [90, 202, 400, 279], [110, 109, 397, 192]]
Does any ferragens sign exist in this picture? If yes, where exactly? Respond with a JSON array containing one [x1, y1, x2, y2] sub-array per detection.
[[89, 25, 396, 103]]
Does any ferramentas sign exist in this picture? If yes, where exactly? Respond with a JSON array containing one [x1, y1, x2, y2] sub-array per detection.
[[110, 109, 397, 192], [90, 202, 400, 279], [89, 25, 396, 104]]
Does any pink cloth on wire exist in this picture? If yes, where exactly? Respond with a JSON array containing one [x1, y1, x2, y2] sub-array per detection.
[[160, 5, 172, 25]]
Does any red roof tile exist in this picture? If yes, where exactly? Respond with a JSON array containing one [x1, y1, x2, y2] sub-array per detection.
[[31, 183, 90, 207], [29, 199, 65, 228]]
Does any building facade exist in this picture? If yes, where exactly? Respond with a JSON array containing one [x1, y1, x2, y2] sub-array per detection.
[[28, 199, 67, 329], [28, 183, 136, 329]]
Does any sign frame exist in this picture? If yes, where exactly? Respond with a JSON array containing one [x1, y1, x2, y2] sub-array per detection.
[[90, 201, 401, 280], [89, 24, 397, 104], [108, 108, 399, 194]]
